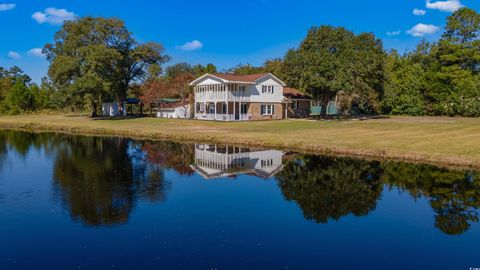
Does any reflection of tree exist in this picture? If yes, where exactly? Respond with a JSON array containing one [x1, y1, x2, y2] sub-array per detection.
[[140, 140, 195, 175], [276, 155, 383, 223], [53, 137, 135, 226], [382, 162, 480, 235], [53, 136, 171, 226]]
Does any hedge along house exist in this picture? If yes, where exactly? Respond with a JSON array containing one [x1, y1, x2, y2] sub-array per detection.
[[190, 73, 290, 121]]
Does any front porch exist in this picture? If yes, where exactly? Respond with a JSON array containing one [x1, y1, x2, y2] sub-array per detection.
[[195, 101, 251, 121]]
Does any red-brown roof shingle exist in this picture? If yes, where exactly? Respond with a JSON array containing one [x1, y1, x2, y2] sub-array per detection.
[[283, 87, 312, 100], [211, 73, 269, 83]]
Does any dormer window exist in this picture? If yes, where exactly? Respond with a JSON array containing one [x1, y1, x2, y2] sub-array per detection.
[[261, 85, 274, 94]]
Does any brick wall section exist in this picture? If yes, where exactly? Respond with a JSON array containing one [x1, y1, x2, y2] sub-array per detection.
[[249, 103, 285, 120], [287, 100, 311, 118]]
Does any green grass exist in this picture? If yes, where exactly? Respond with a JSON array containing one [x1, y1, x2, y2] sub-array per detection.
[[0, 114, 479, 168]]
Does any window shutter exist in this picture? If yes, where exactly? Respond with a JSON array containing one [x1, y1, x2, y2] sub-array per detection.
[[261, 105, 265, 115], [272, 105, 275, 115]]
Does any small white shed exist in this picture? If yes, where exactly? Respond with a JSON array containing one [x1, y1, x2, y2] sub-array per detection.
[[156, 103, 190, 119], [102, 102, 127, 117]]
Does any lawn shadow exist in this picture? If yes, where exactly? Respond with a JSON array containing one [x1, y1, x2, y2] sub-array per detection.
[[92, 115, 150, 121], [310, 114, 391, 121]]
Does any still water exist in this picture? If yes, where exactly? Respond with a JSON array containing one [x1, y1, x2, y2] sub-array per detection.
[[0, 130, 478, 270]]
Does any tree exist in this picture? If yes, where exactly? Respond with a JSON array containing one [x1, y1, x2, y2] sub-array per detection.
[[170, 72, 196, 118], [192, 63, 217, 76], [229, 63, 263, 75], [6, 80, 35, 113], [276, 155, 383, 223], [44, 17, 170, 117], [53, 136, 171, 226], [431, 8, 480, 116], [382, 51, 427, 115], [283, 26, 385, 116], [165, 62, 194, 79], [263, 58, 284, 79], [141, 78, 173, 115], [382, 161, 480, 235]]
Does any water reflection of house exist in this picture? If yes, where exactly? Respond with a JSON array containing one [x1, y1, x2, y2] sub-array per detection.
[[190, 144, 285, 179]]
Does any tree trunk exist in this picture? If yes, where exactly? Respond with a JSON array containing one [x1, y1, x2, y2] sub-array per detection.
[[90, 101, 98, 118], [320, 96, 329, 117]]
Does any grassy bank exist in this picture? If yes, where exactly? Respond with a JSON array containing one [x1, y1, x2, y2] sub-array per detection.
[[0, 114, 479, 169]]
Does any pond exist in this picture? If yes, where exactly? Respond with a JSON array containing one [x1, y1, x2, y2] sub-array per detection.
[[0, 130, 478, 269]]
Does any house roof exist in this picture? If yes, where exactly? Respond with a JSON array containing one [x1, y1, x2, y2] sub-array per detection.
[[283, 87, 312, 100], [189, 73, 286, 86], [210, 73, 270, 83], [160, 100, 189, 109]]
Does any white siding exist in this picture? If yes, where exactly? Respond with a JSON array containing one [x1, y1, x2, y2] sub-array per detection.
[[249, 76, 284, 103], [157, 105, 190, 119], [196, 77, 224, 86]]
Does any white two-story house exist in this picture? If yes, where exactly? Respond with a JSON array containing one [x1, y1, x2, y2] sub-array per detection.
[[189, 73, 289, 121]]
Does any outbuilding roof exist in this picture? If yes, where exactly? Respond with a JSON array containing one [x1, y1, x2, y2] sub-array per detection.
[[283, 87, 312, 100]]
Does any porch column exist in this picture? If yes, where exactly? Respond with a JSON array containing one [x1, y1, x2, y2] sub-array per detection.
[[239, 101, 242, 120], [226, 101, 229, 121], [285, 103, 288, 119], [194, 102, 196, 119], [233, 101, 236, 121], [214, 102, 217, 120]]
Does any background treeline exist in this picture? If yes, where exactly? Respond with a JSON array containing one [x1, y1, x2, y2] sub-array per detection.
[[0, 67, 61, 114], [0, 8, 478, 117], [382, 8, 480, 116]]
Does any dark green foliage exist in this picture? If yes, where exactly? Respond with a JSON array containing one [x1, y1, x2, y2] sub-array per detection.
[[276, 155, 384, 223], [277, 153, 480, 235], [228, 63, 264, 75], [44, 17, 169, 117], [382, 161, 480, 235], [282, 26, 385, 115], [0, 67, 57, 114], [384, 8, 480, 117]]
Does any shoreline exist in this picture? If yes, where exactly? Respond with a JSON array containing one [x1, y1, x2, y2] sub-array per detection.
[[0, 115, 478, 170]]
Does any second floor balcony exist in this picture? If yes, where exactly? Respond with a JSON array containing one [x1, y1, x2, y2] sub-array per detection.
[[194, 83, 250, 102]]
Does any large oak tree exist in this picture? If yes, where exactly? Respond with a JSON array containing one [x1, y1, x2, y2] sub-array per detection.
[[282, 26, 385, 116], [44, 17, 170, 117]]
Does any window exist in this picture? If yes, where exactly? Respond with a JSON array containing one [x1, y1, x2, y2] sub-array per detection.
[[261, 104, 274, 115], [241, 104, 248, 114], [198, 103, 205, 113], [261, 85, 274, 94], [261, 159, 274, 168]]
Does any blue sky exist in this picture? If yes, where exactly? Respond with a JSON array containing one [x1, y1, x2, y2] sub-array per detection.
[[0, 0, 478, 83]]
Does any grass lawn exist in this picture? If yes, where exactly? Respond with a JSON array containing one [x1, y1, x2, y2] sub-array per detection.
[[0, 114, 479, 168]]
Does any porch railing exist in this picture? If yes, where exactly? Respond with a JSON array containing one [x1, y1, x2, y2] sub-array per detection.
[[196, 113, 251, 121], [195, 91, 250, 102]]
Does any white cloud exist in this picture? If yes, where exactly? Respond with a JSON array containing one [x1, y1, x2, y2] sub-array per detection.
[[28, 48, 45, 58], [32, 7, 77, 25], [387, 30, 401, 36], [413, 9, 427, 16], [176, 40, 203, 51], [407, 23, 440, 37], [0, 3, 15, 11], [426, 0, 463, 12], [7, 51, 21, 60]]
